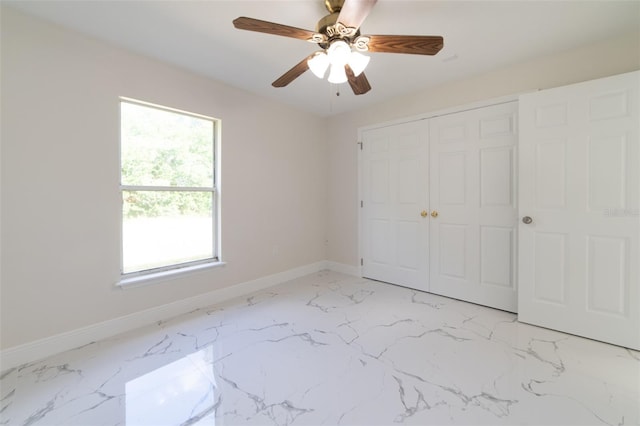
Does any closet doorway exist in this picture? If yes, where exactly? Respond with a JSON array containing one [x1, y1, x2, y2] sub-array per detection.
[[360, 101, 518, 312]]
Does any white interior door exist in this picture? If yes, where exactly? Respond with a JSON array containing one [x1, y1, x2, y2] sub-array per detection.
[[360, 120, 429, 291], [429, 102, 519, 312], [518, 71, 639, 350]]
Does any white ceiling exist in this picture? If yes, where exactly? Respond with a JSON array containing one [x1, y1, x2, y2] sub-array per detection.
[[6, 0, 640, 116]]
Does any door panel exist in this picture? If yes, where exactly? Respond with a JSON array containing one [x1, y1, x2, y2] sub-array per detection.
[[429, 102, 519, 312], [535, 141, 567, 208], [439, 224, 467, 279], [480, 225, 514, 288], [438, 152, 467, 205], [518, 70, 639, 350], [361, 120, 429, 290], [587, 134, 627, 210], [480, 147, 514, 206], [532, 231, 567, 304], [586, 236, 627, 316]]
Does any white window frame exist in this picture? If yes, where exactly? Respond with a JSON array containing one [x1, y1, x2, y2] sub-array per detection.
[[118, 97, 223, 288]]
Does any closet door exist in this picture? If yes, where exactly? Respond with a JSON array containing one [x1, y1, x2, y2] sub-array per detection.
[[360, 120, 429, 291], [518, 71, 639, 350], [429, 102, 519, 312]]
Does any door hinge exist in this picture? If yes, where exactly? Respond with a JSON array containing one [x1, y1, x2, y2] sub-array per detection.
[[360, 200, 363, 208], [360, 258, 363, 266]]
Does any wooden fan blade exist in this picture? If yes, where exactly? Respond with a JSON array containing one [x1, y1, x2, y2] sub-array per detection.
[[345, 65, 371, 95], [272, 55, 314, 87], [233, 17, 316, 41], [337, 0, 377, 30], [367, 35, 444, 55]]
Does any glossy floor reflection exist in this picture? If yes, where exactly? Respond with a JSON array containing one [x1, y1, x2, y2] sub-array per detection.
[[2, 271, 639, 425]]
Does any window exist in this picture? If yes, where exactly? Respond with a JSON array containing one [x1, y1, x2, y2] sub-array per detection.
[[120, 98, 219, 279]]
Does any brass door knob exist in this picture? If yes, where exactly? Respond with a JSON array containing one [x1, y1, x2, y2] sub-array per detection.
[[421, 210, 428, 218], [431, 210, 439, 218]]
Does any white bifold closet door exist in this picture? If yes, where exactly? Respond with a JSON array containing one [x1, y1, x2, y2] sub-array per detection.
[[428, 102, 519, 312], [361, 120, 430, 292], [360, 101, 518, 312], [518, 71, 639, 350]]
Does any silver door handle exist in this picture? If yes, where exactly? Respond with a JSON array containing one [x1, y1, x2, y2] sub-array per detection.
[[522, 216, 533, 224]]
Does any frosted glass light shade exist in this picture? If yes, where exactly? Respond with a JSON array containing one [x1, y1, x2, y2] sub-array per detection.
[[310, 41, 371, 84], [348, 51, 370, 76], [327, 40, 351, 66], [327, 64, 348, 84], [307, 52, 330, 78]]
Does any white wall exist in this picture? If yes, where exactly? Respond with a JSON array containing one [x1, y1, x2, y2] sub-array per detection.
[[0, 7, 328, 350], [325, 31, 640, 267]]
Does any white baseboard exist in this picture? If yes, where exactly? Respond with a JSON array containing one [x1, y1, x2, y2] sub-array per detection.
[[0, 261, 353, 370], [324, 261, 359, 277]]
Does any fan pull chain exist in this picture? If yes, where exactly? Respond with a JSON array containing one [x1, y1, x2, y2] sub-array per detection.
[[328, 83, 335, 114], [329, 82, 340, 98]]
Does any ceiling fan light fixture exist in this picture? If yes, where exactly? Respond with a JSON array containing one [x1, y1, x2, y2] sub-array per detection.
[[308, 52, 330, 78], [348, 51, 370, 76], [328, 63, 348, 84]]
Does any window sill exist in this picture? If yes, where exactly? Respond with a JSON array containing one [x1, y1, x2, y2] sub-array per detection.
[[117, 261, 226, 289]]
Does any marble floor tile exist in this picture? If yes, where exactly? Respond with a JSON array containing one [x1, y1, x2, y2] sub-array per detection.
[[1, 271, 638, 425]]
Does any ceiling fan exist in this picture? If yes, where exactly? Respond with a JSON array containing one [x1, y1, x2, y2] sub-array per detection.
[[233, 0, 444, 95]]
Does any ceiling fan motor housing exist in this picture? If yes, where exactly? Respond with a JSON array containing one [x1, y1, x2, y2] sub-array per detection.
[[315, 12, 361, 49], [324, 0, 344, 14]]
